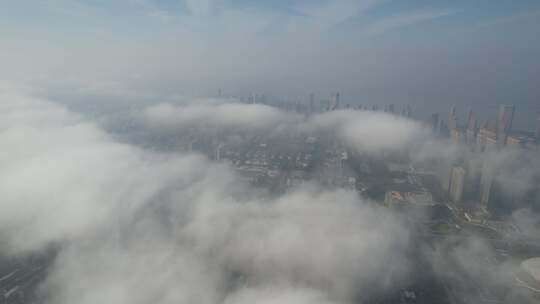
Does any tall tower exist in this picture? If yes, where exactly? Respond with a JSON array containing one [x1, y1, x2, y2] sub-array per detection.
[[449, 166, 466, 203], [431, 113, 440, 133], [331, 92, 340, 110], [497, 104, 515, 147], [448, 105, 458, 130], [466, 110, 478, 144], [215, 143, 222, 161], [498, 105, 515, 132], [480, 165, 495, 207]]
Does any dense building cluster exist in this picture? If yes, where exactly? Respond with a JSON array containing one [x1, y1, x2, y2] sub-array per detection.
[[431, 105, 540, 218]]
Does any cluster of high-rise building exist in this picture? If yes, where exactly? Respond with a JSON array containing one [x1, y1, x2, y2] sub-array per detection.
[[237, 91, 414, 119], [433, 104, 539, 151], [435, 105, 540, 214], [229, 91, 538, 215]]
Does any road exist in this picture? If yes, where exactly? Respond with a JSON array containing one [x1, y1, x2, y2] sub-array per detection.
[[0, 254, 52, 304]]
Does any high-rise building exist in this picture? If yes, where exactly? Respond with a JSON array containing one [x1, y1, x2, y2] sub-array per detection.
[[449, 105, 456, 120], [479, 164, 495, 207], [466, 110, 478, 144], [498, 104, 515, 133], [497, 104, 515, 146], [451, 128, 464, 145], [431, 113, 440, 133], [331, 93, 340, 110], [449, 166, 466, 203], [320, 100, 327, 112], [448, 105, 458, 130], [215, 143, 223, 161], [439, 120, 449, 137], [466, 108, 472, 127], [477, 120, 497, 152]]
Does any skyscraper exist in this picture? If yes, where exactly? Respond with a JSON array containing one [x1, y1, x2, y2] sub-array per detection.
[[497, 104, 515, 146], [466, 110, 478, 144], [331, 92, 340, 110], [449, 105, 456, 119], [215, 143, 223, 161], [431, 113, 440, 133], [498, 104, 515, 133], [480, 164, 495, 207], [448, 105, 458, 130], [320, 100, 327, 112], [449, 166, 466, 203], [451, 129, 464, 145]]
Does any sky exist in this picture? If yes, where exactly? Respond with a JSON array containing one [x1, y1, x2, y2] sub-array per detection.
[[1, 0, 540, 127]]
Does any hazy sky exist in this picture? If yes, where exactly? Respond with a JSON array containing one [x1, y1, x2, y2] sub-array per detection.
[[1, 0, 539, 127]]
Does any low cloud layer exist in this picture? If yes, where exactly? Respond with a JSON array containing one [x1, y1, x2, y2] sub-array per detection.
[[144, 101, 299, 132], [142, 101, 428, 154], [0, 90, 413, 304], [304, 110, 428, 154], [41, 188, 410, 304], [1, 89, 539, 304]]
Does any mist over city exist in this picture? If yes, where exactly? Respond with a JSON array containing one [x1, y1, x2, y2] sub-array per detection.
[[1, 1, 540, 304]]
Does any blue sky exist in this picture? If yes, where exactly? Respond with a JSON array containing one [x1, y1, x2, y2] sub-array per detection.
[[1, 0, 539, 128], [2, 0, 539, 38]]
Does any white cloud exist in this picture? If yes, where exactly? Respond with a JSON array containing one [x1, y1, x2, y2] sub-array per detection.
[[144, 101, 300, 132], [143, 101, 429, 154], [361, 9, 455, 37], [294, 0, 382, 33], [2, 86, 538, 304], [304, 110, 429, 153], [0, 89, 411, 304], [0, 92, 217, 253], [185, 0, 215, 17]]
